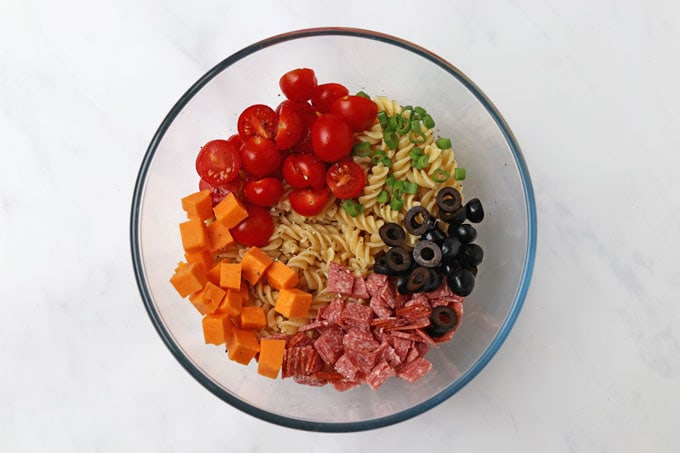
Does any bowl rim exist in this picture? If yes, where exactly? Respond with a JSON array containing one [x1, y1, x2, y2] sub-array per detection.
[[130, 26, 537, 432]]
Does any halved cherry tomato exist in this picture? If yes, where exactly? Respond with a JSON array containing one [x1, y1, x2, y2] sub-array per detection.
[[199, 177, 243, 206], [240, 136, 282, 177], [279, 68, 317, 102], [330, 95, 379, 132], [226, 133, 244, 151], [311, 113, 354, 163], [282, 153, 327, 189], [291, 127, 314, 154], [289, 187, 330, 217], [279, 99, 317, 128], [326, 160, 366, 199], [243, 177, 284, 207], [195, 139, 241, 185], [274, 101, 304, 150], [230, 205, 274, 247], [311, 83, 349, 113], [237, 104, 278, 140]]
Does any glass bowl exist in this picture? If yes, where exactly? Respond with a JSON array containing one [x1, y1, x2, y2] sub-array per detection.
[[130, 27, 536, 432]]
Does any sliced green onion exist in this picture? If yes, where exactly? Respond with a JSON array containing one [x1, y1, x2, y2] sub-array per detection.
[[431, 169, 451, 183], [402, 105, 413, 112], [355, 91, 370, 99], [411, 112, 422, 121], [390, 196, 404, 211], [403, 181, 418, 194], [353, 141, 372, 157], [341, 199, 364, 217], [454, 167, 467, 180], [396, 115, 411, 135], [387, 115, 398, 132], [377, 111, 388, 129], [384, 131, 399, 150], [409, 131, 426, 144], [411, 120, 421, 133], [385, 174, 396, 186], [382, 157, 393, 168], [414, 106, 427, 116], [376, 190, 390, 204], [413, 154, 429, 169], [436, 138, 452, 149], [423, 114, 435, 128], [392, 180, 405, 199], [409, 147, 423, 159]]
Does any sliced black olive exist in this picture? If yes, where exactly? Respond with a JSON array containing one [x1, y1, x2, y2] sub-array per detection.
[[439, 260, 461, 276], [412, 240, 442, 268], [447, 268, 475, 297], [373, 252, 393, 275], [439, 205, 466, 226], [379, 223, 406, 247], [458, 243, 484, 267], [436, 187, 462, 213], [449, 223, 477, 244], [403, 206, 432, 236], [467, 265, 478, 276], [422, 220, 447, 244], [426, 306, 459, 337], [406, 266, 430, 293], [441, 236, 462, 264], [422, 268, 442, 293], [465, 198, 484, 223], [396, 273, 411, 294], [385, 246, 412, 273]]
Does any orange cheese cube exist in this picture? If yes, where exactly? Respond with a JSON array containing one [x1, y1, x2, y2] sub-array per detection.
[[169, 262, 207, 298], [258, 338, 286, 379], [215, 288, 242, 317], [184, 250, 214, 273], [181, 190, 213, 220], [206, 260, 223, 286], [265, 261, 299, 290], [274, 288, 312, 319], [189, 281, 225, 314], [241, 247, 274, 285], [179, 218, 208, 252], [207, 220, 234, 253], [202, 313, 233, 345], [240, 306, 267, 330], [213, 192, 248, 229], [219, 262, 242, 290], [227, 329, 260, 365], [238, 282, 250, 303]]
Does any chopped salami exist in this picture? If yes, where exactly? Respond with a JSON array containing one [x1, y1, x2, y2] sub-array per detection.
[[396, 296, 431, 321], [327, 262, 354, 295], [390, 330, 422, 342], [318, 297, 345, 326], [342, 301, 373, 331], [377, 340, 402, 368], [405, 346, 420, 363], [378, 283, 397, 309], [332, 379, 361, 392], [293, 374, 328, 386], [415, 328, 437, 345], [282, 345, 323, 378], [343, 328, 379, 374], [391, 317, 430, 331], [287, 332, 314, 349], [334, 353, 360, 381], [369, 296, 393, 319], [297, 320, 329, 332], [370, 317, 408, 329], [415, 342, 430, 357], [313, 370, 344, 381], [397, 357, 432, 383], [391, 336, 412, 362], [313, 325, 345, 365], [351, 276, 370, 299], [366, 360, 396, 390], [365, 273, 388, 297]]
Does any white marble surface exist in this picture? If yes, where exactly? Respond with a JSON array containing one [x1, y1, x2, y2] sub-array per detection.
[[2, 0, 679, 451]]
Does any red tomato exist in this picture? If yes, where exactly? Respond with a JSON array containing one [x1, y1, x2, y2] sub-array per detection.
[[199, 177, 243, 206], [274, 101, 304, 150], [282, 153, 327, 189], [195, 139, 241, 185], [243, 177, 284, 207], [311, 83, 349, 113], [291, 127, 314, 154], [289, 187, 330, 217], [239, 136, 282, 177], [279, 68, 317, 102], [230, 205, 274, 247], [279, 99, 317, 128], [326, 160, 366, 199], [310, 113, 354, 163], [226, 133, 244, 151], [237, 104, 278, 140], [330, 95, 379, 132]]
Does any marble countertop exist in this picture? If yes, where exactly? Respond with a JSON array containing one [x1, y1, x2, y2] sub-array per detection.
[[2, 0, 679, 451]]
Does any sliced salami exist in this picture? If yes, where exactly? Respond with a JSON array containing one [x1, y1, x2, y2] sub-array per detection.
[[313, 325, 345, 365], [365, 273, 388, 298], [396, 296, 431, 321], [377, 340, 402, 368], [297, 320, 329, 332], [327, 262, 354, 295], [390, 336, 413, 362], [343, 328, 379, 375], [351, 276, 371, 300], [293, 374, 328, 387], [378, 283, 397, 309], [342, 301, 373, 331], [365, 360, 396, 390], [369, 296, 394, 319], [397, 357, 432, 383], [287, 332, 314, 349], [332, 379, 361, 392], [319, 297, 345, 326], [334, 353, 360, 381]]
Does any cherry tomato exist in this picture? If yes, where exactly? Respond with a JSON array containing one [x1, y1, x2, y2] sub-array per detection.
[[326, 160, 366, 199], [226, 133, 244, 151], [330, 95, 379, 132], [230, 205, 274, 247], [240, 136, 282, 177], [311, 83, 349, 113], [237, 104, 278, 140], [279, 68, 317, 102], [310, 113, 354, 163], [280, 99, 317, 128], [199, 177, 243, 206], [195, 139, 241, 185], [289, 187, 330, 217], [282, 153, 327, 189], [291, 127, 314, 154], [243, 177, 284, 207], [274, 101, 304, 150]]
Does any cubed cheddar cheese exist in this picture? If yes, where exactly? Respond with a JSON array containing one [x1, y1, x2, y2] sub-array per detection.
[[213, 193, 248, 229], [170, 262, 207, 298], [179, 218, 209, 252], [240, 247, 273, 286], [240, 306, 267, 331], [227, 329, 260, 365], [207, 221, 234, 252], [258, 338, 286, 379], [219, 262, 242, 290], [181, 190, 213, 221], [274, 288, 312, 319]]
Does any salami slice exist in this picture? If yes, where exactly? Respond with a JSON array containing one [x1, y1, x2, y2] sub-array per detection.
[[332, 379, 361, 392], [390, 336, 413, 362], [397, 357, 432, 383], [287, 332, 314, 349], [319, 297, 345, 326], [282, 345, 323, 378], [366, 360, 396, 390], [334, 353, 360, 381], [297, 320, 329, 332], [351, 276, 370, 299], [342, 301, 373, 331], [313, 325, 345, 365], [405, 346, 420, 363], [396, 296, 431, 321], [377, 340, 402, 368], [369, 296, 393, 319], [365, 273, 388, 298], [378, 283, 397, 309], [327, 262, 354, 295], [293, 374, 328, 387], [343, 328, 379, 375]]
